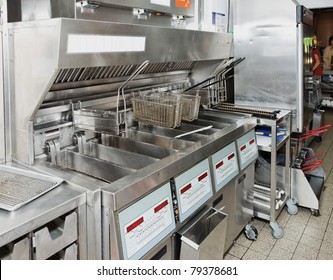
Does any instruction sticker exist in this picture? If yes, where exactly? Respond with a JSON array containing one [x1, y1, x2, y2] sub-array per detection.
[[176, 0, 191, 8]]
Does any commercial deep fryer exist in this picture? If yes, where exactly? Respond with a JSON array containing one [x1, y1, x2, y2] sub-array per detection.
[[2, 4, 258, 259]]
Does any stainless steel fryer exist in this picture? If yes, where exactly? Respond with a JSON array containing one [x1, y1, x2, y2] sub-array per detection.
[[2, 4, 258, 260]]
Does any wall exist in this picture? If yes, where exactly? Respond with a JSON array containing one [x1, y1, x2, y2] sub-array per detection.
[[313, 10, 333, 48], [297, 0, 333, 54]]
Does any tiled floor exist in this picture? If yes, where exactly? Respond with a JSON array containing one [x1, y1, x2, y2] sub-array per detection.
[[224, 108, 333, 260]]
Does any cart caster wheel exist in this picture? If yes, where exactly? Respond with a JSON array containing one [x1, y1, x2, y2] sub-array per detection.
[[244, 224, 258, 241], [270, 222, 284, 239], [311, 209, 321, 216], [286, 198, 298, 215], [315, 136, 322, 142]]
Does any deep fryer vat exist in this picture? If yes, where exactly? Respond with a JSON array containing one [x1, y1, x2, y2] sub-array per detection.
[[63, 150, 135, 183], [127, 129, 194, 150], [101, 134, 175, 159], [83, 142, 159, 170], [134, 124, 209, 142]]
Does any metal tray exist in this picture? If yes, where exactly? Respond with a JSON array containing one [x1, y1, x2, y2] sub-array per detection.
[[0, 165, 63, 211]]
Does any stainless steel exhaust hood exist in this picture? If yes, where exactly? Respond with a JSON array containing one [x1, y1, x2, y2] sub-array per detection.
[[8, 18, 232, 164]]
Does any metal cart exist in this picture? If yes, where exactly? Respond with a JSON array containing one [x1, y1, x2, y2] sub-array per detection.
[[254, 110, 298, 239]]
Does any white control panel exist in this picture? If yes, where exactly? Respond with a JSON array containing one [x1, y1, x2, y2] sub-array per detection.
[[212, 142, 239, 192], [179, 170, 210, 214], [237, 130, 258, 170], [173, 159, 213, 222], [118, 182, 175, 260]]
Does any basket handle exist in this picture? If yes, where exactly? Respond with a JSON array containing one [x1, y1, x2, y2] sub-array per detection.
[[116, 60, 150, 130]]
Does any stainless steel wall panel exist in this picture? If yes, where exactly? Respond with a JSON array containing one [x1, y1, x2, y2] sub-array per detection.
[[233, 0, 299, 129], [9, 20, 61, 163], [7, 0, 75, 22], [0, 31, 5, 163]]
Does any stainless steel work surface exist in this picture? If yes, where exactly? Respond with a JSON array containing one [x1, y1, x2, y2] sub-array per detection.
[[100, 114, 256, 211], [0, 176, 86, 247], [0, 165, 63, 211]]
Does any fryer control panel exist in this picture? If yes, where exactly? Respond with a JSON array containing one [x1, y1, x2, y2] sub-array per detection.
[[211, 141, 239, 192], [173, 159, 213, 222], [236, 130, 258, 170], [118, 182, 175, 260]]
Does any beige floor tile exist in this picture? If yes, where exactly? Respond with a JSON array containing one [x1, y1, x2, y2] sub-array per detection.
[[267, 246, 293, 260], [292, 253, 314, 260], [255, 227, 277, 245], [223, 254, 241, 260], [321, 195, 333, 206], [323, 183, 332, 198], [321, 190, 333, 202], [322, 165, 332, 176], [274, 237, 298, 253], [227, 243, 248, 259], [294, 243, 319, 259], [317, 251, 333, 260], [283, 228, 303, 242], [303, 225, 325, 240], [307, 214, 330, 230], [327, 171, 333, 184], [242, 249, 266, 260], [235, 233, 253, 248], [328, 221, 333, 229], [319, 205, 333, 216], [319, 239, 333, 254], [299, 233, 322, 250], [323, 227, 333, 242], [287, 207, 311, 225], [323, 182, 333, 189], [249, 240, 274, 256], [285, 218, 307, 232]]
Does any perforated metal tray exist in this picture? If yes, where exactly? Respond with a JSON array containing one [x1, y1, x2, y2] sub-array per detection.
[[0, 165, 63, 211]]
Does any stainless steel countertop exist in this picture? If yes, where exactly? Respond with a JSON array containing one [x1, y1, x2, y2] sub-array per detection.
[[0, 170, 86, 247]]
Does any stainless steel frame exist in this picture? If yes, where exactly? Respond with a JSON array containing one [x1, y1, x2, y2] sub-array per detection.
[[254, 110, 294, 238]]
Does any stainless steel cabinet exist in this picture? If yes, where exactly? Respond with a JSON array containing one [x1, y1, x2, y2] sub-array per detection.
[[0, 180, 87, 260]]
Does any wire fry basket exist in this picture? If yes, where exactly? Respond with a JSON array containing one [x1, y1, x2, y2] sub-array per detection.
[[178, 93, 201, 121], [132, 94, 182, 128], [184, 88, 225, 108]]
